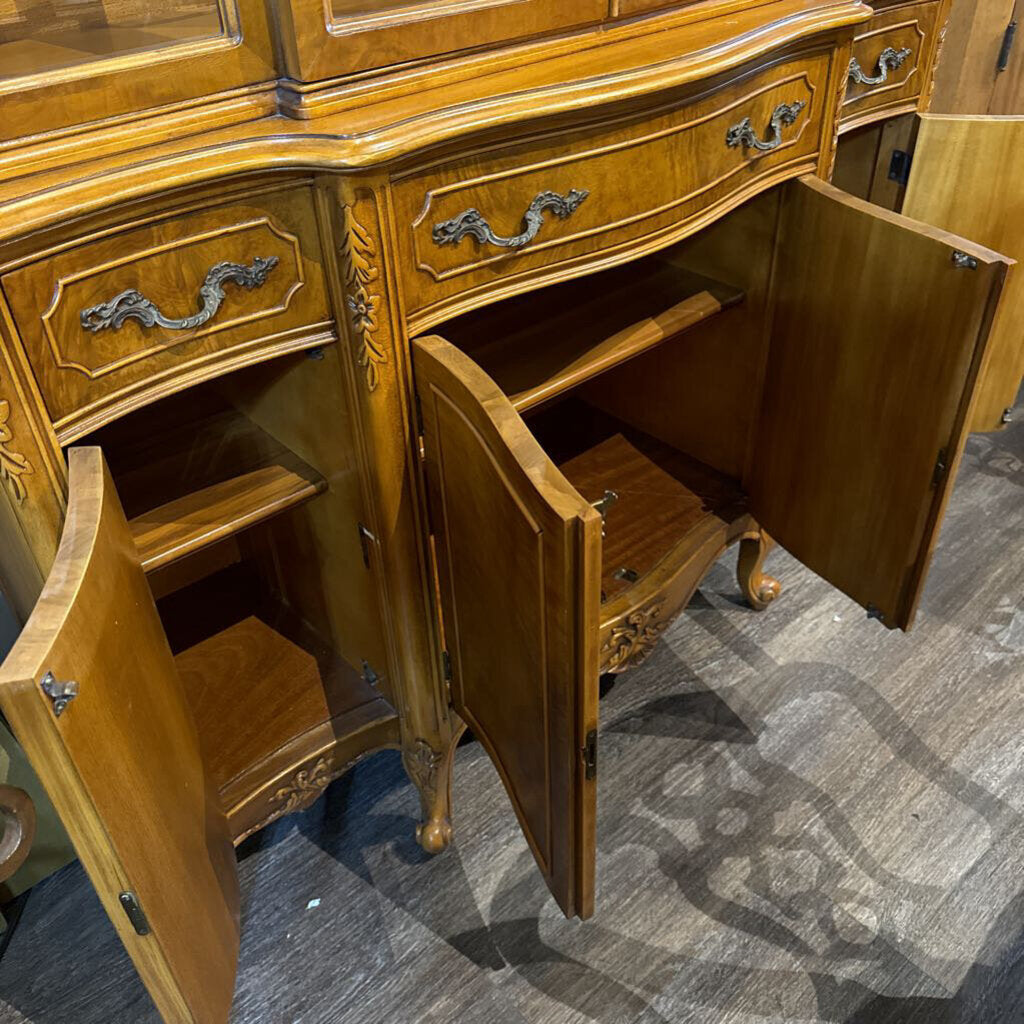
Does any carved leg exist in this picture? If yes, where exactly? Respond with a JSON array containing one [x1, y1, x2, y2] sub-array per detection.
[[737, 529, 782, 611], [403, 725, 465, 855]]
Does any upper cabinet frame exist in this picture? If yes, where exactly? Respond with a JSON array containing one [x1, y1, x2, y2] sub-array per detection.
[[271, 0, 608, 83], [0, 0, 277, 146]]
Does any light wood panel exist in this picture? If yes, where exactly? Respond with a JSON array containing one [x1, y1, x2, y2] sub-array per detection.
[[903, 115, 1024, 430], [414, 332, 601, 919], [750, 176, 1010, 630], [0, 447, 240, 1024]]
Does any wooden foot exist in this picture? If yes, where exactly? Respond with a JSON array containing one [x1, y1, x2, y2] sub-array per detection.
[[737, 530, 782, 612], [402, 726, 463, 855]]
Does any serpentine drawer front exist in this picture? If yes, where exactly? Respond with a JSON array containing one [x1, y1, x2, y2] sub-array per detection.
[[842, 1, 941, 128], [2, 184, 332, 443], [393, 48, 833, 326]]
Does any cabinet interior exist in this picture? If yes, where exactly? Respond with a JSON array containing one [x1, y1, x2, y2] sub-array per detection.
[[430, 189, 779, 615], [72, 344, 392, 836]]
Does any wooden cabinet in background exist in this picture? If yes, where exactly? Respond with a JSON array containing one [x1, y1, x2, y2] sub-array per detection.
[[0, 1, 1014, 1020]]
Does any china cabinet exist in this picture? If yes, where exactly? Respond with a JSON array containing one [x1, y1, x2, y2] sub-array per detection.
[[0, 1, 1016, 1021]]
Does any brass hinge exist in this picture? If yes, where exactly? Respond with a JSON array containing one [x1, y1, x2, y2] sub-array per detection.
[[357, 522, 376, 569], [442, 650, 453, 703], [118, 892, 151, 936], [583, 729, 598, 780], [932, 448, 949, 488]]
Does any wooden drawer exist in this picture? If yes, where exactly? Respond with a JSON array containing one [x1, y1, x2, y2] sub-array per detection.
[[2, 184, 333, 443], [393, 48, 836, 327], [841, 1, 941, 128]]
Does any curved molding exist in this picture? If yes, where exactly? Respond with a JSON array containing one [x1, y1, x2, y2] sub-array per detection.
[[410, 68, 819, 283], [0, 2, 871, 245]]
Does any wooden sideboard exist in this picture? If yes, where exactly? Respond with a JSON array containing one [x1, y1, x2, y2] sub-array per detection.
[[0, 1, 1016, 1020]]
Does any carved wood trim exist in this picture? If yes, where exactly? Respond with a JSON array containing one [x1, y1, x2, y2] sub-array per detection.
[[0, 397, 32, 504], [599, 600, 669, 673], [339, 202, 387, 391]]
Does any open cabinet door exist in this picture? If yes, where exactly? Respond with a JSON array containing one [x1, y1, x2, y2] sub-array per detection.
[[903, 115, 1024, 431], [750, 176, 1011, 631], [414, 334, 601, 919], [0, 448, 240, 1024]]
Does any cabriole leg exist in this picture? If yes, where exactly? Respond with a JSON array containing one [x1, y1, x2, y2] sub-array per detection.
[[737, 528, 782, 611], [402, 724, 465, 855]]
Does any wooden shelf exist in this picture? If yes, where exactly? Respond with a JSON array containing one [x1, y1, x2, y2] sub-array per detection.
[[162, 564, 398, 843], [436, 259, 743, 414], [80, 390, 327, 574], [532, 401, 746, 602]]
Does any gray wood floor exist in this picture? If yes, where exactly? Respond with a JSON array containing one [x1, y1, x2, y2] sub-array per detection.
[[1, 406, 1022, 1024]]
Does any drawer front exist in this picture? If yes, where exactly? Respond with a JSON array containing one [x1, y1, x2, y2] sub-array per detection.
[[3, 185, 332, 442], [394, 50, 834, 326], [842, 2, 941, 124]]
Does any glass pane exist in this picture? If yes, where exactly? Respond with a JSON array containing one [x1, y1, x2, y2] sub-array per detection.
[[0, 1, 227, 80]]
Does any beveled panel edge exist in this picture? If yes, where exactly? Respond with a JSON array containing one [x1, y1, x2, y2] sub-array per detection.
[[842, 19, 928, 108], [40, 218, 306, 380], [408, 69, 821, 282]]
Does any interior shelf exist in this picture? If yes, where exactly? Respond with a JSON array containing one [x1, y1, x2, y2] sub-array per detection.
[[161, 563, 395, 833], [530, 400, 747, 603], [80, 390, 326, 574], [436, 259, 743, 414]]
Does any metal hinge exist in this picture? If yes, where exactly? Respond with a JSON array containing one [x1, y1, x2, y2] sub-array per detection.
[[361, 660, 380, 687], [999, 20, 1018, 72], [888, 148, 913, 187], [118, 892, 151, 936], [582, 729, 598, 781], [442, 650, 453, 703], [357, 523, 376, 569], [932, 448, 949, 488]]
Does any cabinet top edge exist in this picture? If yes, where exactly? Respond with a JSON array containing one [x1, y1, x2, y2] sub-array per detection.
[[0, 0, 871, 246]]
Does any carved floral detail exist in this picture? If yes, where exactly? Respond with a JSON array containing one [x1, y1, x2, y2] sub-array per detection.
[[0, 399, 32, 505], [402, 738, 443, 808], [268, 757, 336, 818], [600, 602, 669, 673], [339, 203, 387, 391]]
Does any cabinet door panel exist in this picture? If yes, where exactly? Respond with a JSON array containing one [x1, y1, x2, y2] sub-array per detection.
[[0, 448, 239, 1024], [750, 176, 1010, 630], [414, 334, 600, 919], [904, 115, 1024, 430]]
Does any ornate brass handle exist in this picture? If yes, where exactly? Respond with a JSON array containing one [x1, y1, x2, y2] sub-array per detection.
[[79, 256, 279, 333], [848, 46, 913, 87], [432, 189, 589, 249], [726, 101, 807, 153]]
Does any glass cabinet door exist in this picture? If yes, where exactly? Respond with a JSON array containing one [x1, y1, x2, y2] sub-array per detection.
[[1, 1, 275, 144], [281, 0, 608, 83]]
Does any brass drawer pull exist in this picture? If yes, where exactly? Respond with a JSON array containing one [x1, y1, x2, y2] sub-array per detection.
[[79, 256, 279, 334], [848, 46, 913, 87], [432, 189, 590, 250], [726, 101, 807, 153]]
